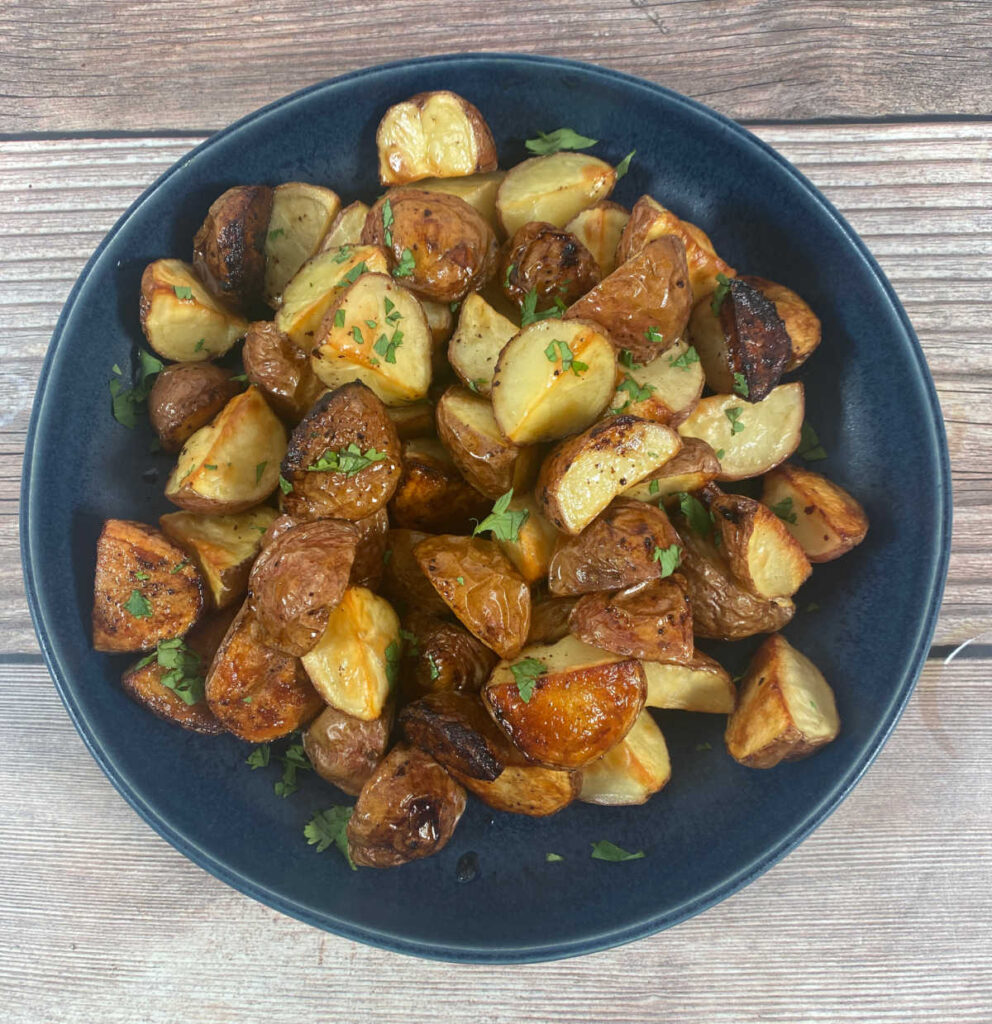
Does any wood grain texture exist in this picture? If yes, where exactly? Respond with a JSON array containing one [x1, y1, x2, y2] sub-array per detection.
[[2, 1, 992, 132]]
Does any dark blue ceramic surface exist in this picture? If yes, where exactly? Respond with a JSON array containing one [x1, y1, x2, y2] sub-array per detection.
[[21, 54, 950, 963]]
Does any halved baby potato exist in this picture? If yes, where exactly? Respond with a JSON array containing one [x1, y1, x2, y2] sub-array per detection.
[[527, 594, 579, 645], [495, 492, 558, 585], [447, 291, 519, 396], [242, 321, 324, 423], [380, 528, 450, 618], [500, 221, 601, 311], [147, 362, 243, 453], [642, 652, 736, 713], [579, 710, 670, 806], [565, 201, 630, 278], [321, 200, 371, 250], [350, 507, 391, 591], [740, 275, 821, 371], [303, 702, 394, 797], [417, 170, 506, 233], [608, 338, 704, 426], [400, 611, 498, 698], [623, 437, 721, 503]]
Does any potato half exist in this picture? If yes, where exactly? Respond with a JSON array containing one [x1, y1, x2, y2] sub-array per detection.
[[579, 710, 670, 806], [242, 321, 324, 423], [565, 201, 630, 278], [380, 528, 450, 618], [740, 275, 821, 371], [527, 594, 579, 645], [623, 437, 721, 503], [642, 652, 736, 713], [608, 338, 704, 426], [321, 200, 371, 250], [401, 612, 498, 698], [303, 702, 394, 797], [495, 492, 559, 585], [447, 291, 519, 396], [417, 170, 506, 234], [147, 362, 242, 453], [500, 221, 601, 311]]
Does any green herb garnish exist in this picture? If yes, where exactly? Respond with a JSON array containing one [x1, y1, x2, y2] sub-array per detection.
[[732, 372, 749, 398], [172, 285, 193, 301], [255, 461, 267, 484], [615, 150, 635, 180], [123, 589, 152, 619], [652, 544, 681, 577], [591, 840, 644, 862], [472, 488, 529, 542], [278, 474, 293, 494], [668, 345, 699, 371], [307, 444, 387, 475], [108, 350, 164, 429], [519, 288, 565, 327], [304, 807, 356, 870], [798, 422, 828, 461], [381, 198, 394, 248], [770, 496, 797, 524], [725, 407, 745, 435], [373, 328, 403, 364], [134, 638, 204, 705], [710, 273, 731, 315], [246, 746, 270, 769], [510, 658, 547, 703], [524, 128, 598, 155], [678, 491, 713, 537], [392, 248, 415, 278], [544, 338, 587, 377]]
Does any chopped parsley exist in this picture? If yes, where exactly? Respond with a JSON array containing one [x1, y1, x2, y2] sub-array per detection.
[[274, 742, 311, 798], [725, 406, 745, 435], [331, 245, 353, 264], [399, 628, 419, 656], [381, 198, 394, 248], [373, 328, 403, 364], [710, 273, 731, 315], [255, 461, 267, 484], [798, 422, 828, 461], [648, 479, 660, 495], [612, 373, 655, 413], [509, 658, 547, 703], [546, 853, 564, 863], [307, 444, 387, 475], [652, 544, 681, 577], [392, 248, 415, 278], [456, 576, 465, 585], [304, 806, 356, 869], [544, 338, 587, 377], [615, 149, 635, 180], [770, 496, 797, 524], [618, 349, 642, 370], [172, 285, 193, 301], [732, 371, 749, 398], [591, 840, 644, 862], [519, 288, 565, 327], [472, 488, 529, 542], [385, 640, 401, 689], [384, 297, 403, 324], [278, 474, 293, 494], [333, 308, 346, 328], [668, 345, 699, 371], [108, 350, 164, 429], [246, 746, 270, 769], [194, 338, 205, 352], [170, 560, 189, 575], [268, 227, 285, 241], [524, 128, 598, 155], [340, 261, 369, 285], [678, 491, 713, 537], [123, 589, 152, 619], [351, 325, 365, 345], [644, 325, 664, 345], [427, 653, 441, 681], [715, 449, 725, 459], [134, 571, 150, 581], [135, 638, 204, 705], [504, 262, 516, 288]]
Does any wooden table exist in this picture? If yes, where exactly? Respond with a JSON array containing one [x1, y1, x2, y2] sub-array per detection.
[[2, 4, 990, 1022]]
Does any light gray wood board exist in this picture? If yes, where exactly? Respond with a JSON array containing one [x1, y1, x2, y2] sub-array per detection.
[[1, 657, 989, 1023], [2, 1, 992, 131], [1, 123, 989, 651]]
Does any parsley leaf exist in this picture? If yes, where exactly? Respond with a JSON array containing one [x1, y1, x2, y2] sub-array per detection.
[[399, 628, 420, 656], [644, 325, 664, 345], [278, 473, 293, 494], [472, 488, 529, 542], [332, 245, 353, 264], [546, 853, 564, 863], [524, 128, 598, 155], [304, 806, 356, 869], [618, 349, 642, 370], [519, 288, 565, 327], [710, 273, 732, 315], [385, 640, 401, 689], [544, 338, 587, 376], [668, 345, 699, 371], [678, 491, 713, 537], [798, 422, 828, 461], [351, 325, 364, 345], [194, 338, 205, 352], [340, 260, 369, 285], [123, 589, 152, 619], [172, 285, 193, 301], [381, 198, 394, 248], [725, 406, 745, 435], [614, 373, 654, 413], [427, 653, 441, 681], [246, 746, 270, 770], [509, 657, 547, 703], [732, 372, 750, 398], [307, 443, 387, 475], [715, 448, 725, 459], [652, 544, 681, 577], [108, 350, 164, 429], [135, 637, 204, 705], [170, 560, 189, 575], [392, 248, 415, 278], [615, 149, 635, 180], [268, 227, 285, 241], [648, 478, 660, 496], [373, 328, 404, 364], [274, 742, 311, 798], [504, 262, 516, 288], [770, 496, 798, 524], [255, 461, 267, 484], [591, 840, 645, 862]]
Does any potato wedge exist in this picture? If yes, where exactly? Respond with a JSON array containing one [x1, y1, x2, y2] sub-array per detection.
[[350, 507, 390, 590], [280, 382, 402, 521], [608, 338, 704, 426], [623, 437, 721, 503], [376, 91, 498, 186], [263, 182, 341, 306], [761, 463, 869, 563], [310, 272, 432, 405], [321, 200, 370, 250], [92, 519, 205, 652], [380, 528, 450, 618], [159, 506, 278, 610], [496, 152, 616, 237], [421, 297, 454, 348], [347, 743, 466, 868], [401, 612, 499, 698], [303, 702, 394, 797], [740, 275, 821, 371], [414, 535, 530, 659], [448, 292, 520, 396], [527, 594, 579, 644], [165, 387, 287, 514], [148, 362, 242, 453], [642, 652, 736, 713], [565, 201, 630, 277], [678, 383, 804, 482], [565, 236, 692, 364], [579, 710, 670, 805], [483, 635, 647, 769], [495, 493, 558, 585], [536, 416, 682, 534], [456, 757, 580, 817], [500, 221, 601, 310], [242, 320, 324, 422], [491, 318, 616, 444], [725, 634, 840, 768], [386, 399, 436, 440], [416, 170, 506, 233], [300, 586, 400, 721], [140, 259, 248, 361]]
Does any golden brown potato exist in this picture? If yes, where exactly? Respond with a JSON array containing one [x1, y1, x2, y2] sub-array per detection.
[[205, 600, 323, 742], [380, 528, 450, 618], [280, 382, 402, 521], [421, 297, 455, 348], [740, 275, 821, 371], [414, 535, 531, 659], [401, 611, 499, 698], [607, 339, 704, 427], [623, 437, 721, 503], [159, 506, 278, 610], [386, 399, 436, 441], [242, 321, 324, 422], [500, 221, 601, 311], [93, 519, 204, 653], [362, 189, 498, 303], [457, 757, 580, 816], [483, 635, 647, 769], [547, 497, 681, 595], [761, 463, 869, 563], [725, 634, 840, 768], [495, 493, 558, 585], [416, 170, 506, 234], [376, 91, 498, 186], [536, 416, 682, 535], [527, 594, 579, 644], [565, 201, 630, 278], [642, 652, 736, 713], [165, 387, 287, 514], [347, 743, 467, 867], [350, 507, 390, 590], [147, 362, 243, 453], [579, 710, 670, 805], [321, 201, 371, 251], [303, 702, 394, 796], [447, 292, 519, 396], [192, 185, 274, 313], [566, 236, 692, 364]]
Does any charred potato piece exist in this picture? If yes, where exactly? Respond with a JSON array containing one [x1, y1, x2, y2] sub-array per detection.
[[500, 221, 601, 311], [725, 634, 840, 768], [624, 437, 720, 503], [380, 528, 450, 618], [414, 535, 530, 659], [740, 275, 821, 371], [350, 507, 390, 590], [402, 612, 499, 698], [159, 506, 278, 610], [387, 399, 436, 441], [147, 362, 242, 453], [536, 416, 682, 535], [495, 492, 558, 585], [416, 170, 506, 233], [281, 382, 402, 521], [456, 757, 579, 817], [609, 338, 704, 427], [361, 188, 498, 303], [447, 291, 518, 396], [347, 743, 466, 868], [761, 463, 869, 563], [140, 259, 248, 361], [565, 236, 692, 364], [565, 201, 630, 278], [165, 387, 287, 514], [303, 702, 394, 797], [321, 201, 371, 251], [376, 91, 498, 186], [527, 594, 579, 644], [642, 651, 736, 713], [93, 519, 204, 652], [483, 635, 647, 769], [242, 321, 324, 422], [205, 601, 322, 741], [579, 710, 670, 805]]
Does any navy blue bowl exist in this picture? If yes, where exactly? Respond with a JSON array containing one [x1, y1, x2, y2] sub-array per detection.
[[21, 54, 950, 963]]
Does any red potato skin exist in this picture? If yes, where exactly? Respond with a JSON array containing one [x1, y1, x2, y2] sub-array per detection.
[[500, 221, 601, 311]]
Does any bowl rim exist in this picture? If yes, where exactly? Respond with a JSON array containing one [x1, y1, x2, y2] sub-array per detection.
[[20, 52, 952, 963]]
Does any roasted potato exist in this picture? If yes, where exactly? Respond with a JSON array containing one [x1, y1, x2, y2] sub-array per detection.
[[565, 236, 692, 364], [192, 185, 274, 313], [547, 497, 681, 595], [421, 297, 455, 348], [147, 362, 242, 453], [350, 507, 390, 590], [321, 200, 370, 250], [376, 91, 498, 186], [280, 382, 402, 521], [496, 152, 616, 237], [579, 710, 670, 805], [380, 528, 450, 618], [205, 600, 323, 742], [93, 519, 205, 652], [259, 512, 299, 550], [446, 292, 518, 396], [725, 634, 840, 768], [401, 611, 499, 698], [608, 338, 704, 427], [678, 383, 804, 482], [527, 594, 579, 644], [414, 535, 530, 658], [303, 702, 394, 797], [565, 201, 630, 278], [417, 170, 506, 233], [140, 259, 248, 361], [386, 399, 436, 440], [495, 492, 558, 585], [300, 586, 400, 721], [740, 275, 821, 371], [500, 221, 601, 311], [536, 416, 682, 534], [361, 188, 498, 303], [491, 318, 616, 444], [347, 743, 466, 868], [165, 387, 287, 514], [483, 635, 647, 769], [159, 506, 278, 610], [623, 437, 721, 502], [642, 651, 736, 713], [761, 463, 869, 562], [242, 321, 324, 422]]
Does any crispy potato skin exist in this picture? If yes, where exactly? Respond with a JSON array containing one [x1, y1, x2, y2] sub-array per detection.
[[547, 497, 681, 595], [569, 577, 693, 662], [362, 189, 498, 303], [627, 437, 721, 501], [303, 702, 394, 796], [281, 382, 402, 521], [93, 519, 204, 652], [717, 278, 790, 403], [148, 363, 242, 453], [380, 528, 451, 617], [500, 221, 601, 310], [566, 236, 692, 363], [248, 520, 358, 656], [414, 535, 531, 658], [402, 611, 498, 698], [242, 321, 323, 422], [192, 186, 273, 313], [740, 275, 821, 371], [452, 759, 580, 817], [350, 507, 390, 590], [347, 744, 467, 868], [205, 601, 322, 742]]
